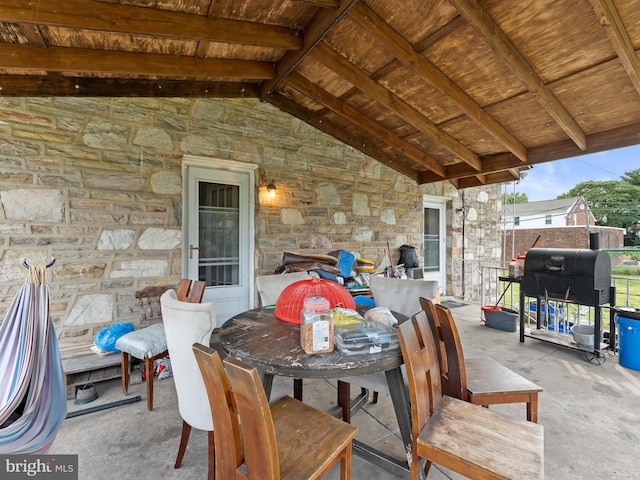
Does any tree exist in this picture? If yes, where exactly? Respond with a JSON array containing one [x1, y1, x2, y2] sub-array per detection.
[[501, 192, 528, 205], [621, 168, 640, 186], [558, 180, 640, 246]]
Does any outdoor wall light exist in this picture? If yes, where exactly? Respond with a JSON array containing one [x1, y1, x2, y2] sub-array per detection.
[[267, 181, 277, 196]]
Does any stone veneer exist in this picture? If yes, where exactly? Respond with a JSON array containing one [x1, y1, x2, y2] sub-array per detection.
[[0, 97, 501, 345]]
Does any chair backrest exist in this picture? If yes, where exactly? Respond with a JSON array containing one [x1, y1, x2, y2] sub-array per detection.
[[434, 304, 468, 401], [370, 276, 439, 318], [397, 310, 443, 439], [419, 296, 448, 377], [176, 278, 206, 303], [223, 356, 280, 480], [255, 272, 311, 306], [161, 289, 216, 430], [135, 285, 173, 326], [192, 344, 243, 478]]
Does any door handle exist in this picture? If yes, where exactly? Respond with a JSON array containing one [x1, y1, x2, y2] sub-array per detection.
[[189, 244, 199, 259]]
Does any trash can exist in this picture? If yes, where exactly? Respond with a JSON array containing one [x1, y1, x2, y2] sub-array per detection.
[[614, 307, 640, 372]]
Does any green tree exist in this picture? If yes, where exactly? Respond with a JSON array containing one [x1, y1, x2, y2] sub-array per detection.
[[558, 180, 640, 246], [501, 192, 529, 205], [621, 168, 640, 186]]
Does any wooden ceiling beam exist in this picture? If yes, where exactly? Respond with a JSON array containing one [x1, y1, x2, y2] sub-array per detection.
[[450, 0, 587, 151], [311, 42, 482, 171], [0, 44, 275, 80], [588, 0, 640, 96], [285, 72, 447, 177], [417, 120, 640, 184], [456, 170, 519, 189], [267, 93, 420, 180], [0, 75, 260, 97], [0, 0, 301, 50], [261, 0, 357, 99], [348, 2, 528, 162], [294, 0, 341, 7]]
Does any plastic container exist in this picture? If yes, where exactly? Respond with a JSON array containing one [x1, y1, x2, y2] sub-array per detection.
[[300, 296, 334, 354], [616, 314, 640, 371], [484, 307, 518, 332], [275, 277, 355, 324], [508, 260, 521, 278], [334, 323, 398, 355]]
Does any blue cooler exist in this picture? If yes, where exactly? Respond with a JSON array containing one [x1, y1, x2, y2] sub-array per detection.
[[614, 307, 640, 372]]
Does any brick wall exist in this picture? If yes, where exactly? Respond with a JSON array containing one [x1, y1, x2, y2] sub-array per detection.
[[0, 97, 500, 345], [503, 226, 624, 259]]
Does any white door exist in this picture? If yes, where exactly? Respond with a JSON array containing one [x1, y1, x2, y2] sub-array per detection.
[[423, 199, 446, 290], [184, 160, 255, 327]]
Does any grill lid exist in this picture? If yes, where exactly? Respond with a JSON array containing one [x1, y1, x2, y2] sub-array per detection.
[[522, 248, 611, 306]]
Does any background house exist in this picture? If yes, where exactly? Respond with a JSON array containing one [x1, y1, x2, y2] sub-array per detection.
[[502, 197, 624, 259]]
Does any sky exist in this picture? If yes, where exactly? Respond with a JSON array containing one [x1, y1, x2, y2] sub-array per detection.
[[505, 144, 640, 202]]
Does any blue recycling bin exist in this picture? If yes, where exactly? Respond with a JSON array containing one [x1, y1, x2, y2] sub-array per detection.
[[616, 313, 640, 371]]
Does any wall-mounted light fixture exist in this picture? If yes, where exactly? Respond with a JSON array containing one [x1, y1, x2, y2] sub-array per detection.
[[267, 180, 277, 197]]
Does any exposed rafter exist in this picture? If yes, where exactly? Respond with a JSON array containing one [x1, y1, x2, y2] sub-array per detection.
[[0, 44, 275, 80], [588, 0, 640, 96], [285, 72, 447, 177], [261, 0, 358, 98], [268, 93, 420, 180], [310, 42, 482, 171], [348, 2, 528, 162], [449, 0, 587, 151], [294, 0, 341, 7], [0, 0, 302, 50]]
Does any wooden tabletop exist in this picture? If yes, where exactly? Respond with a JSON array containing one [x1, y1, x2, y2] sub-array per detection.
[[218, 306, 407, 379]]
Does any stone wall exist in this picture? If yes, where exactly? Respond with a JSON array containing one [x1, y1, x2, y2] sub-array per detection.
[[0, 96, 500, 345]]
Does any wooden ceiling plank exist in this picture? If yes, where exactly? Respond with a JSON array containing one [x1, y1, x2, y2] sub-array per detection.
[[0, 0, 301, 50], [0, 44, 275, 80], [261, 0, 358, 98], [456, 170, 516, 189], [450, 0, 587, 151], [285, 72, 446, 176], [0, 74, 260, 97], [311, 42, 482, 170], [294, 0, 341, 7], [267, 92, 420, 180], [348, 2, 528, 162], [20, 24, 47, 47], [588, 0, 640, 96]]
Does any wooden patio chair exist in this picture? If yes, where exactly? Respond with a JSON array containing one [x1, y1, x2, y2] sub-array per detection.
[[421, 298, 543, 422], [223, 354, 358, 480], [116, 278, 206, 411], [397, 311, 544, 480]]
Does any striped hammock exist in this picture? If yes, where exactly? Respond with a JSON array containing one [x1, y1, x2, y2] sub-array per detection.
[[0, 265, 66, 454]]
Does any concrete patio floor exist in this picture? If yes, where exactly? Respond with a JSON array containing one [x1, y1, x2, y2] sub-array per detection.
[[51, 301, 640, 479]]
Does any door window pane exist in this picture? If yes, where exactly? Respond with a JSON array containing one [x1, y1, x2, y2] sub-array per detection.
[[423, 207, 440, 273], [199, 182, 240, 286]]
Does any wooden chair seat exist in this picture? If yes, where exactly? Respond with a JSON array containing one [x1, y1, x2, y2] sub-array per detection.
[[417, 395, 544, 479], [397, 311, 544, 480], [465, 357, 542, 423]]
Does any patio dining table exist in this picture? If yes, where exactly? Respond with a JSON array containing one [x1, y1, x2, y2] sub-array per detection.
[[217, 305, 411, 475]]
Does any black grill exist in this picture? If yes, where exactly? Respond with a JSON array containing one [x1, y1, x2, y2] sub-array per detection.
[[522, 248, 611, 307]]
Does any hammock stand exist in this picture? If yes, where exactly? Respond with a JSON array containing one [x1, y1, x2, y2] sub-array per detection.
[[0, 259, 66, 454]]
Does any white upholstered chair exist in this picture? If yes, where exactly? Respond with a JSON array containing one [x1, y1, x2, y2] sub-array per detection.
[[255, 271, 312, 306], [337, 276, 440, 422], [161, 289, 216, 480]]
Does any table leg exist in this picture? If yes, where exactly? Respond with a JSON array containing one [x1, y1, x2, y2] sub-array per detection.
[[261, 372, 274, 400], [385, 367, 412, 452]]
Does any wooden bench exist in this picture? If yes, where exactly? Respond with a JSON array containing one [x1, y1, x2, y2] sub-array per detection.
[[61, 345, 123, 400]]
